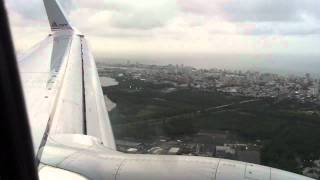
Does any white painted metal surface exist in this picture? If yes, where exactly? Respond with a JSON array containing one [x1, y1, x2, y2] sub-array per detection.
[[215, 159, 246, 180], [19, 36, 55, 155], [39, 165, 87, 180], [40, 135, 314, 180], [245, 163, 270, 180]]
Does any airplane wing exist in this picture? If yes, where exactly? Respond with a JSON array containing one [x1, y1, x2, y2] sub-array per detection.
[[17, 0, 315, 179], [18, 0, 116, 160]]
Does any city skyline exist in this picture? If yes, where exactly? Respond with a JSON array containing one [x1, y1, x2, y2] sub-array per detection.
[[99, 61, 320, 100]]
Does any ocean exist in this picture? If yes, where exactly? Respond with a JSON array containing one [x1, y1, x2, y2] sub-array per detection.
[[96, 53, 320, 77]]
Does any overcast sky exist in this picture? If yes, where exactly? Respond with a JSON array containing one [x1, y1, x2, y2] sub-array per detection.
[[5, 0, 320, 58]]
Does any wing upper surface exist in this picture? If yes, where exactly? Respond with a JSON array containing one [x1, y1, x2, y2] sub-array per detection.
[[19, 35, 56, 155], [18, 0, 116, 158], [18, 32, 116, 157]]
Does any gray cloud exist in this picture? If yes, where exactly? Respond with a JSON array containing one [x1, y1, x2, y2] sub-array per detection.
[[6, 0, 73, 20], [97, 30, 153, 38], [244, 27, 320, 36], [110, 10, 171, 29], [223, 0, 320, 22], [238, 20, 320, 36], [178, 0, 320, 36], [178, 0, 320, 22], [223, 0, 300, 22], [6, 0, 45, 20], [7, 0, 320, 53], [104, 0, 179, 29]]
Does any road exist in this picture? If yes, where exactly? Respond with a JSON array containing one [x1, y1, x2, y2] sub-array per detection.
[[113, 99, 261, 128]]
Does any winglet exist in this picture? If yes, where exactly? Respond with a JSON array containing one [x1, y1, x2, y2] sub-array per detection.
[[43, 0, 73, 31]]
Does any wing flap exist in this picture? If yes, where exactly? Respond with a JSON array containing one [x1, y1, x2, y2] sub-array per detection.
[[49, 35, 84, 135], [82, 39, 116, 150]]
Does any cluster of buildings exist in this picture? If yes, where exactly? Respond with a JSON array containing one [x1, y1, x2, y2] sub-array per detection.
[[115, 131, 261, 164], [98, 62, 320, 178], [99, 62, 320, 103]]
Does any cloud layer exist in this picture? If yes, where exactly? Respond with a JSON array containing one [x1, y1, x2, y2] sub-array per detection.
[[5, 0, 320, 56]]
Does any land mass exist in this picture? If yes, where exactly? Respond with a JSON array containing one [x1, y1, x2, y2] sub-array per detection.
[[99, 64, 320, 178]]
